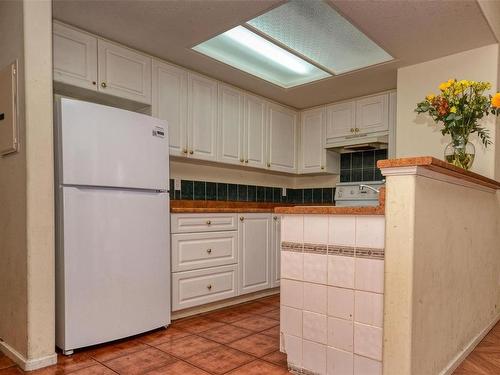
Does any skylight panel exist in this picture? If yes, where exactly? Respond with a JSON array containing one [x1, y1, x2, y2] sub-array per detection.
[[247, 0, 393, 74]]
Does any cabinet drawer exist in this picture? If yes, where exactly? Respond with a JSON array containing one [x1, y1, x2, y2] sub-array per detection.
[[172, 265, 237, 311], [172, 231, 238, 272], [171, 213, 238, 233]]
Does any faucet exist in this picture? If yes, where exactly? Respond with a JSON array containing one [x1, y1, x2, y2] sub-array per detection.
[[359, 184, 380, 193]]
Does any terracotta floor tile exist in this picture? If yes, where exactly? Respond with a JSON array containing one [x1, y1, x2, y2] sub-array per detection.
[[260, 309, 280, 321], [240, 302, 276, 315], [104, 348, 176, 375], [0, 368, 24, 375], [225, 359, 289, 374], [453, 352, 500, 375], [67, 364, 116, 375], [262, 351, 288, 368], [88, 339, 149, 362], [30, 353, 98, 375], [186, 346, 254, 375], [155, 335, 221, 359], [172, 317, 225, 334], [228, 333, 279, 357], [137, 327, 191, 346], [203, 308, 253, 324], [198, 324, 253, 344], [0, 355, 15, 370], [231, 316, 279, 332], [260, 325, 280, 339], [146, 361, 210, 375]]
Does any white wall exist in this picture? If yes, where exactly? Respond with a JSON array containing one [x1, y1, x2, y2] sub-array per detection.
[[396, 44, 499, 178]]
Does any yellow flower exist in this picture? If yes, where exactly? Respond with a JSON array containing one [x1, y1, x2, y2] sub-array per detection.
[[426, 93, 435, 101], [492, 93, 500, 108], [439, 81, 452, 91], [450, 106, 457, 113]]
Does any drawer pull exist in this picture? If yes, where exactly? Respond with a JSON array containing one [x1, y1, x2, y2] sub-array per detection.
[[239, 216, 244, 222], [206, 248, 212, 254], [206, 220, 211, 225], [273, 216, 278, 221], [207, 284, 212, 290]]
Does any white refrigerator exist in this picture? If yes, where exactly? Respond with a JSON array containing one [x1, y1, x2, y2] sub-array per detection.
[[54, 97, 170, 355]]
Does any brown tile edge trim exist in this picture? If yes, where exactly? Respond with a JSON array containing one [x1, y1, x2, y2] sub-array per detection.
[[171, 200, 334, 213], [281, 242, 384, 260], [377, 156, 500, 190], [274, 187, 385, 215]]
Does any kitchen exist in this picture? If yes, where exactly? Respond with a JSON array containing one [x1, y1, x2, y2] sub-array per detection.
[[1, 1, 500, 375]]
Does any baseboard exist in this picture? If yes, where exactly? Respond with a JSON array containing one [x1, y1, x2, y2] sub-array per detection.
[[0, 340, 57, 371], [440, 313, 500, 375], [171, 288, 279, 320]]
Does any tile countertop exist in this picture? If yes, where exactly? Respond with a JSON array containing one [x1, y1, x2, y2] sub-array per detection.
[[170, 200, 334, 213]]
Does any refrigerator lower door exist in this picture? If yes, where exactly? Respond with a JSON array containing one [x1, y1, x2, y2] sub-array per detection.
[[56, 186, 170, 351]]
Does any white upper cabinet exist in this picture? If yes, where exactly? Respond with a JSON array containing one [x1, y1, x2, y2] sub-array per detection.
[[53, 22, 98, 91], [97, 40, 152, 104], [152, 60, 188, 157], [326, 101, 356, 141], [187, 73, 218, 161], [243, 94, 267, 169], [238, 214, 272, 295], [355, 93, 389, 134], [267, 103, 298, 173], [218, 84, 244, 165]]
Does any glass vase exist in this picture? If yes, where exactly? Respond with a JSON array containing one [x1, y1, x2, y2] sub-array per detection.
[[444, 137, 475, 170]]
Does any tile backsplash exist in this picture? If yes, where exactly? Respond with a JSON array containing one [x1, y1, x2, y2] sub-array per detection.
[[170, 179, 336, 205], [340, 149, 387, 183]]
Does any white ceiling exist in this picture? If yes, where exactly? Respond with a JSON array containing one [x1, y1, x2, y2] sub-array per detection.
[[52, 0, 497, 109]]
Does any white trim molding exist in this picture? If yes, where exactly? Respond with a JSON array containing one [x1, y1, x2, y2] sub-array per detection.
[[0, 341, 57, 371]]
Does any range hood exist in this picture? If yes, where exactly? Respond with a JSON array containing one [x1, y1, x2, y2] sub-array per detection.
[[326, 134, 388, 152]]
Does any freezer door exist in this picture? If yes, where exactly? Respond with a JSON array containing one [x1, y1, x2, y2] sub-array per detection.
[[57, 186, 170, 351], [56, 97, 169, 190]]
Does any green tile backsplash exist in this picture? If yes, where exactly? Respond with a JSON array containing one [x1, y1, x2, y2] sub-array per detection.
[[340, 149, 387, 183], [170, 179, 336, 204]]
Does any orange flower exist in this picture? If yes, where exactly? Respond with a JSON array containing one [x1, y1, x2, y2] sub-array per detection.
[[492, 93, 500, 108]]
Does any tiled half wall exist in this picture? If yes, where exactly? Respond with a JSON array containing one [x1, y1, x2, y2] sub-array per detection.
[[169, 179, 336, 205], [280, 215, 385, 375]]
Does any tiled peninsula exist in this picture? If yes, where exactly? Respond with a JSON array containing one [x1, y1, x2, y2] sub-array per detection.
[[276, 205, 385, 375]]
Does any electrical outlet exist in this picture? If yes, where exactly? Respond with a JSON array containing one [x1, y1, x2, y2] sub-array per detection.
[[174, 178, 181, 191]]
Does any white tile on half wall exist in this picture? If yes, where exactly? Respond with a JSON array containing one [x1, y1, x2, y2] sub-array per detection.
[[328, 286, 354, 321], [304, 252, 328, 284], [328, 216, 356, 247], [354, 323, 383, 361], [303, 340, 327, 375], [354, 355, 382, 375], [281, 251, 303, 281], [327, 317, 353, 352], [355, 216, 385, 249], [282, 215, 304, 243], [283, 334, 302, 368], [303, 311, 328, 344], [327, 347, 354, 375], [354, 290, 384, 327], [303, 282, 328, 314], [354, 258, 384, 293], [281, 279, 304, 309], [281, 306, 303, 337], [328, 255, 355, 289], [304, 215, 329, 244]]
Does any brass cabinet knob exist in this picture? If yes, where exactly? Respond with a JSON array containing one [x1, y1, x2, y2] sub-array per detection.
[[182, 148, 188, 154], [355, 128, 360, 133], [273, 216, 278, 221], [189, 150, 194, 155], [101, 82, 107, 88], [350, 128, 354, 133], [321, 166, 325, 170], [206, 248, 212, 254], [240, 216, 244, 222], [206, 220, 211, 225], [267, 163, 271, 168], [92, 81, 96, 86], [207, 284, 212, 290], [240, 158, 244, 162], [245, 160, 249, 163]]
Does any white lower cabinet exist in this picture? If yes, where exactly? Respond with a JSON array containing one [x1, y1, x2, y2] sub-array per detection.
[[172, 264, 238, 311], [238, 214, 272, 295], [171, 212, 280, 311]]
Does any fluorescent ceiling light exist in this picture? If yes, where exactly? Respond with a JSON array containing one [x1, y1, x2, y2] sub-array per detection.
[[247, 0, 393, 74], [192, 26, 331, 88]]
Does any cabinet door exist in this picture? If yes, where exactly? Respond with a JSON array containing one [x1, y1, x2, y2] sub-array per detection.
[[244, 94, 267, 169], [300, 107, 325, 173], [187, 73, 218, 161], [218, 85, 244, 165], [326, 101, 355, 141], [355, 93, 389, 134], [53, 22, 98, 91], [98, 39, 152, 104], [152, 60, 187, 157], [238, 214, 272, 295], [271, 215, 281, 288], [267, 103, 298, 173]]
